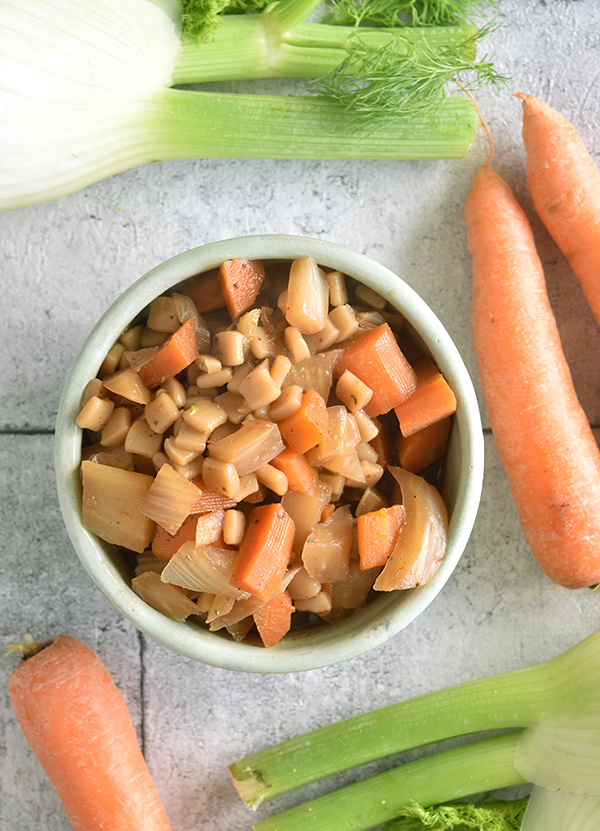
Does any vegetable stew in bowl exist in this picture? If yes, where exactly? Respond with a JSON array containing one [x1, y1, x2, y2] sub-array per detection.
[[56, 235, 483, 672]]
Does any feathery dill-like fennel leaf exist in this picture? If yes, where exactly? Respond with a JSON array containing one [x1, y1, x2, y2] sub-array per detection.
[[180, 0, 270, 40], [383, 798, 529, 831], [323, 0, 496, 28], [310, 27, 506, 125]]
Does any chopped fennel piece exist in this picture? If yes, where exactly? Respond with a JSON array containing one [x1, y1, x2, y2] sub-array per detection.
[[137, 463, 200, 534], [161, 541, 249, 598], [132, 570, 199, 621]]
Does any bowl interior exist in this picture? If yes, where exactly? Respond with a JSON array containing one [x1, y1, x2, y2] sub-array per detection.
[[55, 234, 484, 673]]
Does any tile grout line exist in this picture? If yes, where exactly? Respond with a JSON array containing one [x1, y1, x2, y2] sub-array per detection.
[[0, 428, 56, 435]]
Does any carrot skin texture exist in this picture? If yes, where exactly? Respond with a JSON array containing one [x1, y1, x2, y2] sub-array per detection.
[[466, 164, 600, 590], [517, 93, 600, 325], [8, 635, 173, 831]]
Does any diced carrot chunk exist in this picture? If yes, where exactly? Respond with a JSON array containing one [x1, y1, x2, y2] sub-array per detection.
[[219, 259, 266, 320], [253, 590, 293, 648], [278, 389, 329, 455], [270, 445, 318, 495], [357, 504, 406, 570], [151, 513, 199, 562], [137, 318, 199, 389], [396, 416, 452, 474], [394, 357, 457, 437], [335, 323, 417, 417], [231, 503, 295, 600], [177, 268, 226, 313]]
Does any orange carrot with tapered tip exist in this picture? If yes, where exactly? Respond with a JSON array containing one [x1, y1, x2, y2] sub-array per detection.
[[516, 92, 600, 326], [8, 634, 173, 831], [465, 163, 600, 590]]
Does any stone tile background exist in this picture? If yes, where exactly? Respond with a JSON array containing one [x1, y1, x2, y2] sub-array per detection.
[[2, 1, 600, 829]]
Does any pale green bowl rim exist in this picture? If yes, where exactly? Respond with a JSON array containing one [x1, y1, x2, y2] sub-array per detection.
[[55, 234, 484, 673]]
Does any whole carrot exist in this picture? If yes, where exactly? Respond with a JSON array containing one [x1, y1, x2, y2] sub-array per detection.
[[465, 163, 600, 590], [8, 634, 173, 831], [515, 92, 600, 325]]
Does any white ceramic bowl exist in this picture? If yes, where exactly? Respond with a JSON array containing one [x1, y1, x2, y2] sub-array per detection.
[[55, 235, 484, 673]]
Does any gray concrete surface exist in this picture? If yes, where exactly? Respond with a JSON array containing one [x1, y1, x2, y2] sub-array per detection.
[[2, 1, 600, 829]]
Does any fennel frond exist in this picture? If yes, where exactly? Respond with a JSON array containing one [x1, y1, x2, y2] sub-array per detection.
[[310, 28, 507, 125], [323, 0, 495, 28]]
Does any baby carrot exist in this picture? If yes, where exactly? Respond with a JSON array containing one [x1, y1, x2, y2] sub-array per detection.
[[8, 634, 172, 831], [515, 92, 600, 325], [465, 163, 600, 590]]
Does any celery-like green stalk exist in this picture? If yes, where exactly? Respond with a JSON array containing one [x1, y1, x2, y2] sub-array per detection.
[[146, 87, 477, 160], [251, 731, 527, 831], [229, 629, 600, 809]]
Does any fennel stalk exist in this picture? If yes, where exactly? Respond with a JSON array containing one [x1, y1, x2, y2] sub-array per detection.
[[229, 628, 600, 831]]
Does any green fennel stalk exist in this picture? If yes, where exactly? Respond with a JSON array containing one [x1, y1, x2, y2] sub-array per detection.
[[228, 628, 600, 826], [251, 732, 528, 831]]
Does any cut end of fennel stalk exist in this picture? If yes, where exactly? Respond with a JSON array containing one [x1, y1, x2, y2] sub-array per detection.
[[229, 765, 270, 810]]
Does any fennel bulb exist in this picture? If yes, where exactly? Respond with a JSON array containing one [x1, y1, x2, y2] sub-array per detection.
[[521, 789, 600, 831], [0, 0, 487, 211], [0, 0, 182, 209]]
